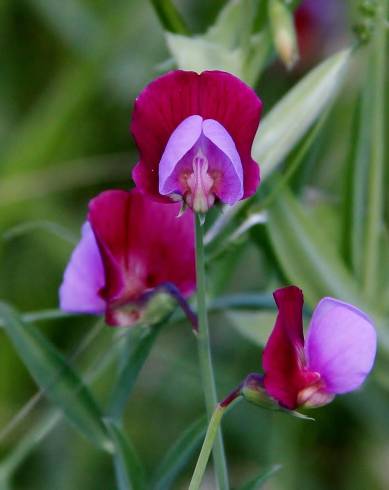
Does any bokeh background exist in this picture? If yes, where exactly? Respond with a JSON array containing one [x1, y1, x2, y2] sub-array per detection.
[[0, 1, 388, 489]]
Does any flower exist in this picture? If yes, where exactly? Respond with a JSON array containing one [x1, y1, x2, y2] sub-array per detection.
[[295, 0, 343, 66], [59, 189, 196, 326], [131, 70, 262, 213], [262, 286, 376, 410]]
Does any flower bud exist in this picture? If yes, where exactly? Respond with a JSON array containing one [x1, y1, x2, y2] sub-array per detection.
[[268, 0, 299, 69], [241, 373, 279, 410]]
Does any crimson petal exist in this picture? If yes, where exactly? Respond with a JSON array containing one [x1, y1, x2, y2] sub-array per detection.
[[88, 189, 196, 324], [262, 286, 307, 409], [131, 70, 262, 202]]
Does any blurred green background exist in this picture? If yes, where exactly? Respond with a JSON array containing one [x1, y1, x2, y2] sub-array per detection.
[[0, 0, 388, 489]]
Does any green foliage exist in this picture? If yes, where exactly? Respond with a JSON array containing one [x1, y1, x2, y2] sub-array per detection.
[[165, 0, 271, 85], [237, 464, 282, 489], [151, 416, 207, 490], [105, 419, 146, 490], [0, 302, 111, 451]]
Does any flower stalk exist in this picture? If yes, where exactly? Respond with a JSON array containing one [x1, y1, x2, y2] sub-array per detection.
[[194, 214, 228, 490], [189, 387, 242, 490]]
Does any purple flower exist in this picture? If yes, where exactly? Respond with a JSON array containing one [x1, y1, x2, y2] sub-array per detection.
[[60, 189, 196, 326], [131, 70, 262, 213], [262, 286, 376, 409]]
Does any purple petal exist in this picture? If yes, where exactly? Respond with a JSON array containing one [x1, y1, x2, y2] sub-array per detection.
[[159, 115, 203, 195], [305, 298, 377, 394], [59, 223, 105, 313], [202, 119, 243, 204]]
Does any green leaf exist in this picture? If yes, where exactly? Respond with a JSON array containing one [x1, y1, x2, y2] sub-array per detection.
[[226, 310, 276, 346], [265, 188, 389, 348], [149, 0, 189, 35], [165, 0, 271, 85], [238, 464, 282, 490], [341, 86, 371, 278], [205, 49, 352, 246], [3, 219, 78, 245], [362, 11, 386, 301], [151, 417, 207, 490], [0, 302, 111, 451], [107, 324, 162, 420], [209, 293, 275, 312], [105, 419, 146, 490], [266, 188, 364, 307], [254, 49, 352, 180]]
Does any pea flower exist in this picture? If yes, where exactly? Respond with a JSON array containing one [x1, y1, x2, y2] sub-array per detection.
[[131, 70, 262, 213], [295, 0, 343, 66], [59, 189, 196, 327], [261, 286, 376, 410]]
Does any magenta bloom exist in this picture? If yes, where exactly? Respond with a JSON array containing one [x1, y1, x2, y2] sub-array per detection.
[[131, 70, 262, 213], [262, 286, 376, 410], [60, 189, 196, 326]]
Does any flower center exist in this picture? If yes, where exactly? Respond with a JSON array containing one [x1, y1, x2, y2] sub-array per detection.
[[184, 150, 215, 213], [158, 115, 244, 213]]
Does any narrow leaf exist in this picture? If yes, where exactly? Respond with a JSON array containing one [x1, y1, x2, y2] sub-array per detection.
[[254, 49, 352, 180], [107, 324, 162, 420], [3, 219, 78, 245], [362, 11, 386, 300], [341, 85, 371, 277], [205, 49, 352, 245], [165, 0, 270, 84], [238, 464, 282, 490], [151, 417, 207, 490], [0, 302, 111, 451], [105, 419, 146, 490], [266, 188, 364, 307], [149, 0, 189, 35]]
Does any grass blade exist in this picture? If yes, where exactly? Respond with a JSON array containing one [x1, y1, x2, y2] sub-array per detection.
[[238, 464, 282, 490], [107, 324, 162, 420], [253, 48, 351, 180], [362, 3, 387, 300], [266, 188, 364, 307], [0, 302, 111, 451], [151, 416, 207, 490], [105, 419, 146, 490]]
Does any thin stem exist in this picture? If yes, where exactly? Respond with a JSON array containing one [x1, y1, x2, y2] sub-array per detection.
[[189, 404, 225, 490], [189, 393, 242, 490], [195, 215, 228, 490], [363, 0, 387, 299]]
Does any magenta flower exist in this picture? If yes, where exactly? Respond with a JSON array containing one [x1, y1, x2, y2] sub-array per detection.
[[262, 286, 376, 410], [131, 70, 262, 213], [60, 189, 196, 326]]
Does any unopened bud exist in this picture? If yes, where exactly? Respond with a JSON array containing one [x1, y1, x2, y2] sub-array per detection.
[[241, 373, 278, 410], [268, 0, 299, 69]]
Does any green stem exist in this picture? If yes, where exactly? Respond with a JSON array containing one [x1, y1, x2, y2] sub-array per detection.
[[363, 0, 387, 299], [189, 404, 226, 490], [195, 215, 228, 490]]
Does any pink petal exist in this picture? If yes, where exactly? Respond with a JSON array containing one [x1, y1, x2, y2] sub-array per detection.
[[88, 189, 196, 318], [59, 223, 105, 314], [131, 70, 262, 201], [262, 286, 307, 409], [159, 115, 203, 195], [305, 298, 377, 394], [202, 119, 243, 204]]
